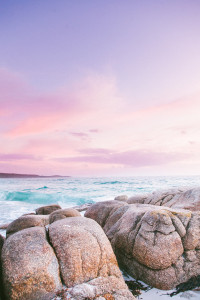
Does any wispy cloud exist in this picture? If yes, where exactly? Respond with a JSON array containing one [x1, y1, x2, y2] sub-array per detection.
[[70, 132, 89, 140], [0, 153, 42, 161], [54, 149, 187, 167], [1, 67, 200, 175]]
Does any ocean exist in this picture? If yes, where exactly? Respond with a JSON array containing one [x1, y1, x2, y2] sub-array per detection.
[[0, 175, 200, 225]]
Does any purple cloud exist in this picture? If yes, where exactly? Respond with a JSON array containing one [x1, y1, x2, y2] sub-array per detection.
[[70, 132, 89, 140], [89, 129, 99, 133], [0, 153, 42, 161], [54, 149, 187, 167], [78, 148, 112, 155]]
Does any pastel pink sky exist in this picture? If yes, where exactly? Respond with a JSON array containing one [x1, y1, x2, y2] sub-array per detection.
[[0, 1, 200, 176]]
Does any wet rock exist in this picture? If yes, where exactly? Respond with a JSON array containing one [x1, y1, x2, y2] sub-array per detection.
[[49, 217, 122, 287], [169, 275, 200, 296], [2, 227, 62, 300], [6, 214, 49, 237], [85, 201, 200, 290], [49, 208, 81, 224], [36, 204, 61, 215]]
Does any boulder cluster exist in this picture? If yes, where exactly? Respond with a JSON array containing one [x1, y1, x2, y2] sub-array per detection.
[[85, 187, 200, 290], [0, 187, 200, 299], [0, 205, 134, 300]]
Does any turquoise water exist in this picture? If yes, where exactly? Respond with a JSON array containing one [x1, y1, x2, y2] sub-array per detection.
[[0, 176, 200, 224]]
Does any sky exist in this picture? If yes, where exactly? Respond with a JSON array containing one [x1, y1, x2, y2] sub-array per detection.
[[0, 0, 200, 176]]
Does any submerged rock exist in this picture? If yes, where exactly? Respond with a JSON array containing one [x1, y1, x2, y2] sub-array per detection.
[[49, 208, 81, 224], [36, 204, 61, 215], [85, 200, 200, 290], [6, 214, 49, 237], [2, 227, 62, 300]]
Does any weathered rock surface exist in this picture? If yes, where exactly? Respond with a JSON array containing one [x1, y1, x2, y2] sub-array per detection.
[[0, 234, 4, 250], [0, 234, 5, 299], [6, 214, 49, 237], [72, 203, 93, 212], [36, 204, 61, 215], [2, 227, 62, 300], [0, 223, 9, 230], [114, 195, 128, 202], [127, 187, 200, 211], [85, 200, 127, 228], [49, 217, 123, 287], [49, 208, 81, 224], [85, 201, 200, 289], [55, 276, 135, 299]]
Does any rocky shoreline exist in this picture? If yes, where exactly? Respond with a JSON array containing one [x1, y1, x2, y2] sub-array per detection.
[[0, 187, 200, 299]]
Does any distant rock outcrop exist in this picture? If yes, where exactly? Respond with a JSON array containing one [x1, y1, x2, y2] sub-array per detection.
[[127, 187, 200, 211], [85, 191, 200, 290]]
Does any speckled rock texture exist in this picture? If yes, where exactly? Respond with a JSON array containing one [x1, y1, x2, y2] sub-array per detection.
[[85, 199, 200, 290], [49, 208, 81, 224], [35, 204, 61, 215], [6, 214, 49, 237], [49, 217, 123, 287], [2, 227, 62, 300], [52, 276, 135, 299], [127, 187, 200, 211], [0, 234, 5, 299], [1, 213, 133, 299]]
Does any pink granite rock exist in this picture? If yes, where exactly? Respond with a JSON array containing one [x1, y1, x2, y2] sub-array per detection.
[[6, 214, 49, 237], [85, 200, 200, 289], [2, 227, 62, 300], [49, 208, 81, 224]]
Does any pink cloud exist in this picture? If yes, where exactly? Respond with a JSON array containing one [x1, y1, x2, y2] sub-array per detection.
[[54, 149, 187, 167], [0, 69, 121, 137], [70, 132, 89, 140], [0, 153, 41, 161], [89, 129, 99, 133], [1, 67, 200, 175]]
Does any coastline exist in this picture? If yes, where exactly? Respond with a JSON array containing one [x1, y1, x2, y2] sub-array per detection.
[[1, 177, 200, 299]]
